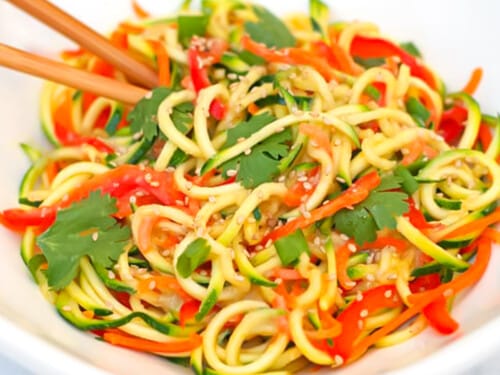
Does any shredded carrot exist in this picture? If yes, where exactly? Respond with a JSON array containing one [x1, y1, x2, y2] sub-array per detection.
[[443, 207, 500, 239], [137, 275, 192, 300], [247, 102, 260, 115], [118, 22, 145, 34], [461, 67, 483, 95], [44, 161, 60, 184], [478, 123, 493, 150], [401, 138, 424, 166], [299, 123, 333, 157], [60, 48, 85, 60], [82, 310, 95, 319], [149, 40, 170, 87], [350, 237, 491, 361], [103, 331, 202, 353], [272, 268, 304, 281], [336, 242, 356, 290], [132, 0, 150, 19], [110, 30, 128, 49], [136, 214, 159, 254], [361, 236, 407, 253]]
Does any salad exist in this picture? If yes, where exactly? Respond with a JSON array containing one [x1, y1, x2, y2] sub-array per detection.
[[0, 0, 499, 374]]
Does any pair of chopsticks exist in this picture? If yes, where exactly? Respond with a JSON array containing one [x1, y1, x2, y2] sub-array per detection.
[[0, 0, 154, 105]]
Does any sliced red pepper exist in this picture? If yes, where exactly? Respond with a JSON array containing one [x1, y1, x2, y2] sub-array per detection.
[[422, 296, 459, 334], [103, 331, 202, 353], [404, 197, 435, 230], [436, 105, 467, 144], [350, 36, 437, 90], [477, 123, 493, 150], [262, 171, 381, 244], [283, 166, 320, 207], [187, 38, 228, 120], [0, 165, 185, 231], [179, 299, 201, 326], [329, 284, 402, 360]]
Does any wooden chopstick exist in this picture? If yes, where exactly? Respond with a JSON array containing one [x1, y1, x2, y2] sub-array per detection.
[[0, 43, 148, 105], [7, 0, 158, 89]]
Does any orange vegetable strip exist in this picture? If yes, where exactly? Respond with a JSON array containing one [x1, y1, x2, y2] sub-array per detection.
[[401, 138, 423, 166], [461, 67, 483, 95], [103, 331, 202, 353], [361, 236, 407, 252], [299, 123, 332, 157], [422, 296, 458, 334], [482, 227, 500, 243], [132, 0, 150, 19], [247, 102, 260, 115], [262, 171, 381, 244], [150, 40, 170, 87], [350, 238, 491, 361], [478, 123, 493, 150], [443, 207, 500, 239], [336, 242, 356, 290]]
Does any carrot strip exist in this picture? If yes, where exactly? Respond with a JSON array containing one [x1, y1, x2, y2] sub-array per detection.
[[336, 242, 356, 290], [349, 238, 491, 361], [103, 331, 201, 353], [401, 138, 423, 166], [361, 236, 407, 253], [132, 0, 150, 19], [461, 67, 483, 95], [150, 41, 170, 87], [443, 207, 500, 239], [247, 102, 259, 115], [482, 227, 500, 243], [299, 123, 332, 157], [262, 171, 381, 244], [478, 123, 493, 150]]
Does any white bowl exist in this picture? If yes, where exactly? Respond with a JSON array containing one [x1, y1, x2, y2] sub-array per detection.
[[0, 1, 499, 374]]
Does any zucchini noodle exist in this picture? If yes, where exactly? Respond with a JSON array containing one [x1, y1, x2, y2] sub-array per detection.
[[2, 1, 499, 374]]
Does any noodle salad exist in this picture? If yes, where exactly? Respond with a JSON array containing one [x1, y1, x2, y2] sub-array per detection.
[[1, 0, 500, 373]]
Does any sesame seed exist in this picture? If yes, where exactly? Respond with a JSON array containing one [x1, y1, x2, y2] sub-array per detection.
[[366, 274, 375, 282], [346, 281, 356, 288], [298, 175, 308, 182], [265, 240, 272, 248], [303, 211, 312, 219], [149, 181, 160, 187], [356, 291, 363, 301], [384, 290, 393, 298], [107, 270, 116, 279], [244, 149, 252, 155], [303, 182, 313, 190], [278, 175, 286, 182], [175, 200, 184, 206], [185, 181, 193, 190], [144, 91, 153, 99], [348, 243, 357, 253], [357, 320, 364, 329], [62, 305, 72, 312], [334, 355, 344, 365], [92, 232, 99, 241], [226, 169, 238, 177], [314, 236, 321, 246], [148, 281, 156, 290], [360, 309, 368, 318], [227, 73, 238, 80], [336, 176, 346, 183], [443, 288, 453, 297], [129, 195, 137, 204], [340, 234, 349, 241], [208, 196, 216, 203], [237, 137, 246, 143]]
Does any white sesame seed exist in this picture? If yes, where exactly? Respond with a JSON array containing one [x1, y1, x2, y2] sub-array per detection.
[[148, 280, 156, 290], [62, 305, 72, 312], [226, 169, 238, 177], [129, 195, 137, 204], [303, 182, 313, 190], [185, 181, 193, 190], [244, 149, 252, 155], [144, 91, 153, 99], [107, 270, 116, 279], [208, 196, 216, 203], [384, 290, 393, 298], [356, 291, 363, 301], [347, 243, 357, 253], [443, 288, 454, 297], [340, 234, 349, 241], [346, 281, 356, 288], [92, 232, 99, 241], [278, 175, 286, 183], [314, 236, 321, 246], [175, 200, 184, 206], [360, 309, 368, 318], [334, 355, 344, 365], [298, 175, 308, 182], [336, 176, 346, 184]]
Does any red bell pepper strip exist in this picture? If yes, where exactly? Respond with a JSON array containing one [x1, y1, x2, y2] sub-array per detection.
[[262, 171, 381, 244], [187, 38, 228, 120], [179, 299, 202, 326], [437, 105, 467, 144], [328, 285, 402, 360], [404, 197, 435, 230], [422, 296, 459, 334], [349, 36, 437, 90], [103, 331, 202, 353], [349, 237, 491, 361], [0, 165, 184, 231], [477, 123, 493, 150]]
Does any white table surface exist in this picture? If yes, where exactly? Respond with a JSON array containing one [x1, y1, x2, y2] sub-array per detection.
[[1, 351, 500, 375]]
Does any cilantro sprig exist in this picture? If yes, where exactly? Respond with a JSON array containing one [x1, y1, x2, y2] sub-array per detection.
[[333, 174, 410, 245], [244, 5, 296, 48], [36, 191, 131, 290], [221, 113, 292, 188]]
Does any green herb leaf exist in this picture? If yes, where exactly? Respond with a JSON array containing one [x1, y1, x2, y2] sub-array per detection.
[[176, 238, 211, 278], [400, 41, 422, 58], [37, 191, 131, 290], [244, 5, 296, 48], [353, 56, 385, 69], [333, 174, 410, 245], [405, 97, 430, 128], [274, 229, 310, 266], [394, 165, 419, 195], [128, 88, 193, 142], [178, 14, 209, 46], [128, 87, 173, 141], [221, 113, 292, 188]]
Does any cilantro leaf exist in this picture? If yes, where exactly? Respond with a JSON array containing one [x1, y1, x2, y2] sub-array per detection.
[[244, 5, 296, 48], [224, 113, 276, 147], [36, 191, 131, 290], [128, 88, 194, 142], [333, 175, 410, 245], [274, 229, 310, 266], [178, 14, 209, 46], [128, 87, 173, 141], [176, 238, 211, 278], [221, 113, 292, 188]]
